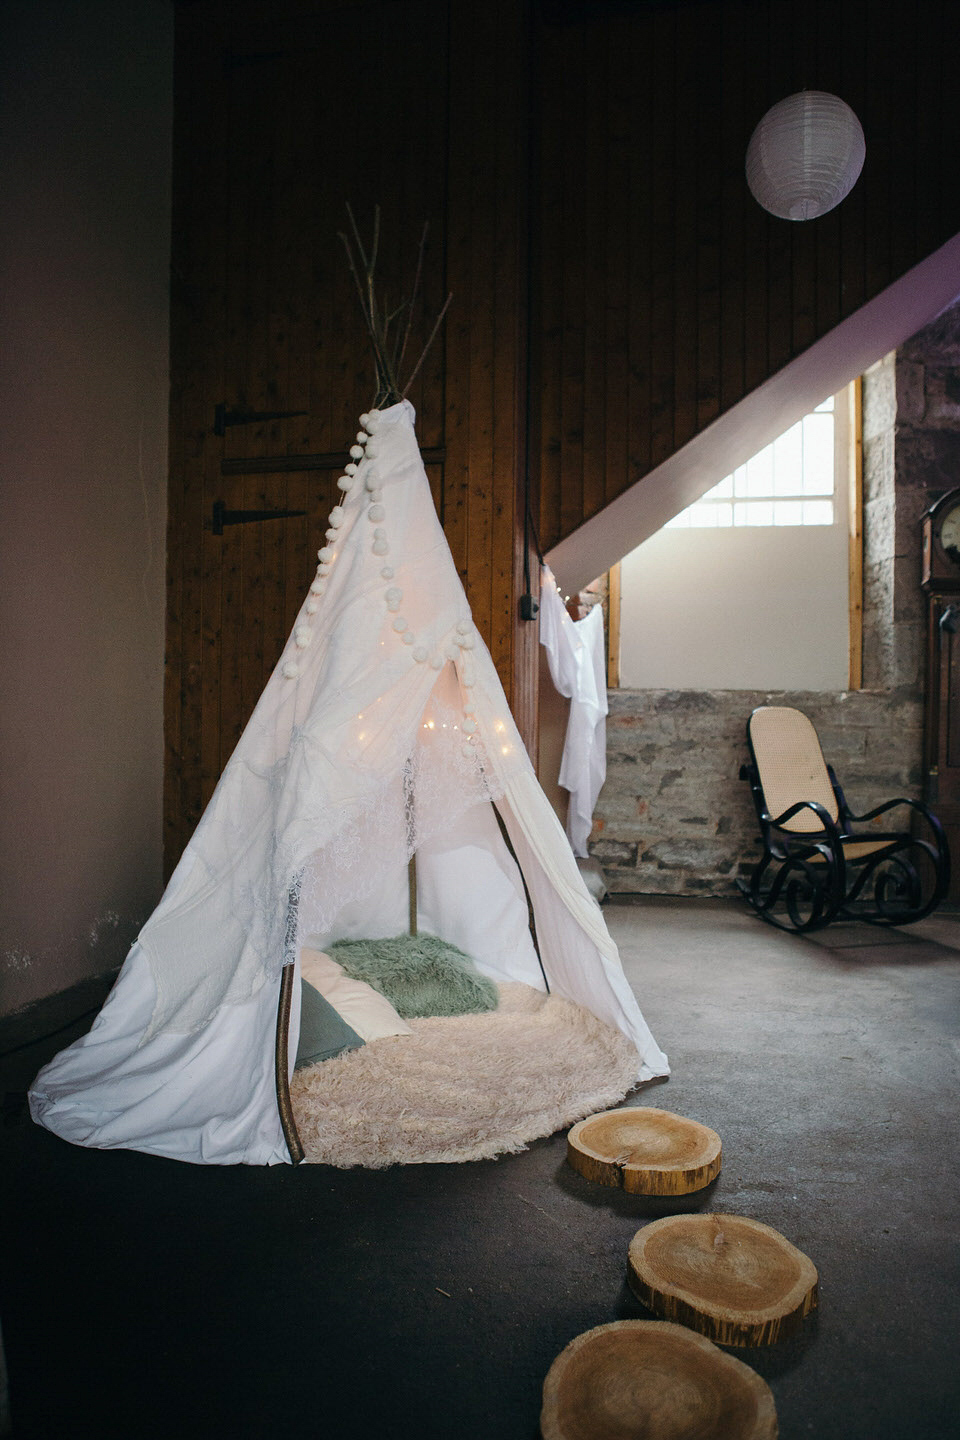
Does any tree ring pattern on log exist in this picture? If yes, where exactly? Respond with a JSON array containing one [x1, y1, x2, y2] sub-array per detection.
[[566, 1106, 722, 1195], [540, 1319, 778, 1440], [628, 1213, 819, 1348]]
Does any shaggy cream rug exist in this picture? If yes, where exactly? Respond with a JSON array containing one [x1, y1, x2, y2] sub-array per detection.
[[290, 982, 640, 1168]]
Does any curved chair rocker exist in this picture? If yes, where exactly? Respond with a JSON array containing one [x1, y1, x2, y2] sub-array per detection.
[[738, 706, 949, 933]]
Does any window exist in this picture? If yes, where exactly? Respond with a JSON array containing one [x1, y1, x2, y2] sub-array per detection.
[[613, 382, 861, 692], [666, 398, 837, 530]]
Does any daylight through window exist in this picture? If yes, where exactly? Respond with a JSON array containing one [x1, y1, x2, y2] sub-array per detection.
[[666, 398, 836, 529]]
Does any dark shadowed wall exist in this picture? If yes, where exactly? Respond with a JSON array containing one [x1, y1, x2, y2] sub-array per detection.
[[0, 1, 173, 1015]]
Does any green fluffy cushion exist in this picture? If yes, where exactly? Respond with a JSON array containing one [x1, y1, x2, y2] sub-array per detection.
[[294, 978, 364, 1069], [328, 934, 498, 1020]]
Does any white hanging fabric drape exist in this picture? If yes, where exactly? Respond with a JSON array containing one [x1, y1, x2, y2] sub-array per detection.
[[30, 403, 666, 1165], [539, 567, 609, 857]]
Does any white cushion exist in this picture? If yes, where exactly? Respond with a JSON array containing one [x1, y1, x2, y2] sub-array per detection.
[[299, 948, 413, 1042]]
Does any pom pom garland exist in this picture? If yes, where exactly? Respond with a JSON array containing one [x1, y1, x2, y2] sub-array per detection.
[[365, 441, 380, 459], [456, 620, 471, 635], [380, 566, 394, 580], [393, 617, 408, 633], [385, 587, 403, 608], [294, 626, 313, 649], [305, 599, 319, 614], [373, 538, 389, 556], [329, 506, 345, 526], [413, 646, 428, 663], [337, 475, 354, 492], [318, 546, 334, 563], [401, 631, 414, 645], [317, 563, 331, 575], [282, 661, 300, 679], [309, 578, 326, 595], [345, 463, 358, 476], [357, 430, 369, 444], [359, 412, 371, 429], [349, 445, 364, 460], [365, 410, 381, 431], [462, 717, 478, 734], [365, 468, 381, 489], [368, 503, 385, 522]]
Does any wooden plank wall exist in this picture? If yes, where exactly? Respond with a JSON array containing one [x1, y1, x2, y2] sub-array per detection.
[[534, 0, 960, 551], [167, 0, 960, 870]]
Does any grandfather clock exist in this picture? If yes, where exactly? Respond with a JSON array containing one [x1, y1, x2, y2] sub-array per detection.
[[921, 489, 960, 899]]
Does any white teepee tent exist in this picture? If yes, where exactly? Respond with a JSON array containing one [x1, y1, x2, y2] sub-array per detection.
[[30, 402, 668, 1164]]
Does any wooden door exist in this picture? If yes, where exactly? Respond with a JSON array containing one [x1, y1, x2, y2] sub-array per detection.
[[166, 0, 532, 874]]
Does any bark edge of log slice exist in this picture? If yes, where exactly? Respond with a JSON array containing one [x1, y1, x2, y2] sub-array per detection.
[[566, 1106, 722, 1195], [539, 1319, 778, 1440], [628, 1213, 819, 1347]]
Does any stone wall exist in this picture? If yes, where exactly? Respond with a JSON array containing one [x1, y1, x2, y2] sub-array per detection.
[[593, 299, 960, 895]]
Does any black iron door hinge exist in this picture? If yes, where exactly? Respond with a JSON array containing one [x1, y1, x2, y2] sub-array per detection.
[[211, 501, 307, 535], [214, 403, 308, 436]]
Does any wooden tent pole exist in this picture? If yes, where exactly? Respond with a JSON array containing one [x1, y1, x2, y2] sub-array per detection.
[[492, 802, 549, 992], [275, 963, 304, 1165]]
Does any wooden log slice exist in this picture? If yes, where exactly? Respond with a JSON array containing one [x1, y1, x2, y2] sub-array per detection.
[[540, 1319, 777, 1440], [628, 1214, 819, 1347], [567, 1107, 722, 1195]]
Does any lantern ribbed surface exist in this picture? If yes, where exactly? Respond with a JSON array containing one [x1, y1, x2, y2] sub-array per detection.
[[746, 91, 865, 221]]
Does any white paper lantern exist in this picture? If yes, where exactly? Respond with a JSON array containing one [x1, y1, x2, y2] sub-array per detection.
[[746, 91, 865, 221]]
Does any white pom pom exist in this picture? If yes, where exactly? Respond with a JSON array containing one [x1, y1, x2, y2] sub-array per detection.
[[317, 563, 331, 575], [393, 617, 408, 633], [357, 430, 369, 444], [401, 631, 414, 645], [368, 488, 383, 502], [456, 620, 471, 635], [282, 661, 300, 680], [325, 529, 338, 542], [373, 527, 386, 539], [365, 440, 380, 459], [461, 673, 475, 688], [318, 546, 334, 563], [305, 599, 319, 615], [310, 578, 326, 596], [365, 410, 381, 431], [430, 654, 444, 670], [337, 475, 353, 492], [345, 463, 358, 476], [329, 506, 345, 526], [463, 700, 475, 715], [385, 587, 402, 608], [413, 646, 428, 663], [462, 717, 478, 734], [350, 445, 364, 460], [294, 626, 312, 649], [359, 412, 371, 429], [368, 503, 385, 522], [446, 645, 459, 662], [457, 633, 475, 650], [365, 468, 380, 490], [373, 538, 389, 556], [380, 566, 394, 580], [461, 743, 474, 759]]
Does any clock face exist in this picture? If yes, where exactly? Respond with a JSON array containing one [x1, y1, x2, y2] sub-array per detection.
[[940, 504, 960, 563]]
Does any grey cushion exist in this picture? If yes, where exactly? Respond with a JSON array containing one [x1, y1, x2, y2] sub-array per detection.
[[294, 978, 364, 1069]]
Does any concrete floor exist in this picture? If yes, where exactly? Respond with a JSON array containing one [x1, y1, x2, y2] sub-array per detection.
[[2, 897, 959, 1439]]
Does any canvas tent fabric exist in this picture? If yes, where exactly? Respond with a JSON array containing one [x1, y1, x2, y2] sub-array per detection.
[[29, 401, 668, 1166], [539, 569, 609, 857]]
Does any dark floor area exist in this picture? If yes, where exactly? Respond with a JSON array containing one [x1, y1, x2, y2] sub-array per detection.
[[2, 897, 959, 1439]]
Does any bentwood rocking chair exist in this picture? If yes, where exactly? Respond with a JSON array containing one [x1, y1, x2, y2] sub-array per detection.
[[738, 706, 950, 933]]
